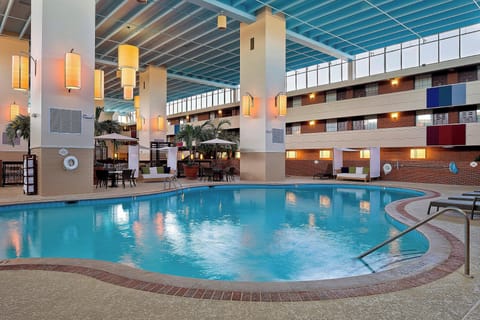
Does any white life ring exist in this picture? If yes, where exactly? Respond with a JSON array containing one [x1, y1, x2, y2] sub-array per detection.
[[470, 161, 478, 168], [383, 163, 392, 175], [63, 155, 79, 171]]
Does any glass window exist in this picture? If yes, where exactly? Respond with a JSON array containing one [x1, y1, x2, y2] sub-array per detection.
[[296, 69, 307, 90], [416, 111, 433, 127], [292, 124, 301, 135], [325, 91, 336, 102], [365, 83, 378, 96], [459, 110, 477, 123], [420, 41, 438, 65], [439, 37, 459, 61], [478, 109, 480, 123], [415, 75, 432, 89], [461, 29, 480, 57], [353, 119, 364, 130], [326, 120, 337, 132], [307, 66, 318, 87], [337, 120, 348, 131], [330, 61, 342, 83], [433, 112, 448, 125], [317, 65, 329, 85], [364, 116, 377, 130], [370, 51, 384, 75]]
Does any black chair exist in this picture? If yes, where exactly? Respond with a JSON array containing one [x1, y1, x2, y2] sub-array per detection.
[[121, 169, 135, 188], [95, 170, 109, 189], [202, 167, 214, 181]]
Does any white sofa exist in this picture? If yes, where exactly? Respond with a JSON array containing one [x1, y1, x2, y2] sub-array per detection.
[[336, 167, 370, 182], [140, 167, 176, 187]]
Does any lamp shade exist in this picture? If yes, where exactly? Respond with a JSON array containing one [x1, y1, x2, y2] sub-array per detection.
[[94, 69, 104, 100], [124, 86, 134, 100], [10, 102, 20, 120], [217, 13, 227, 30], [242, 94, 253, 117], [134, 95, 140, 109], [136, 109, 142, 131], [158, 115, 165, 131], [65, 51, 81, 90], [12, 55, 29, 91], [121, 67, 136, 88], [118, 44, 139, 70], [276, 93, 287, 116]]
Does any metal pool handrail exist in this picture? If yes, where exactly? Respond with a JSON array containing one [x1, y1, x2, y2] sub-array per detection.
[[357, 206, 471, 277]]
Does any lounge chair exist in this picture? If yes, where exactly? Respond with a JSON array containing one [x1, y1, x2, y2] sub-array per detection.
[[428, 196, 480, 219]]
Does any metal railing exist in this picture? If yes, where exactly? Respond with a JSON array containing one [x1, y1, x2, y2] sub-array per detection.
[[357, 206, 471, 276]]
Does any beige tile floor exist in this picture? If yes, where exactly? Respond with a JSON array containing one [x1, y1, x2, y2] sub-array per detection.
[[0, 177, 479, 320]]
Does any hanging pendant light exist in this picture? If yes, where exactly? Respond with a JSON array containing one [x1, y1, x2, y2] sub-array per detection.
[[118, 44, 139, 70], [124, 86, 134, 100], [217, 12, 227, 30], [121, 67, 136, 88], [94, 69, 104, 100]]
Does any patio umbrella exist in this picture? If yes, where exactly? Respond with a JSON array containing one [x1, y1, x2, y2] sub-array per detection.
[[94, 133, 138, 161], [200, 138, 236, 160]]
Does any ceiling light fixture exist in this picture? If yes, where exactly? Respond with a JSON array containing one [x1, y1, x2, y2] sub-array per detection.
[[217, 12, 227, 30]]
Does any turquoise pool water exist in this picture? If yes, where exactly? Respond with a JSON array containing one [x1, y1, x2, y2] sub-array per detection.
[[0, 184, 428, 281]]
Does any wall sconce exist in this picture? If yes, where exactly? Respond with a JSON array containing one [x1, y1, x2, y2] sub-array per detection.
[[242, 92, 254, 117], [158, 115, 165, 131], [286, 150, 297, 159], [11, 55, 30, 91], [319, 150, 331, 159], [10, 102, 20, 120], [309, 120, 315, 126], [391, 112, 399, 121], [94, 69, 104, 100], [410, 148, 426, 159], [217, 12, 227, 30], [121, 67, 136, 88], [134, 95, 140, 109], [218, 109, 222, 115], [390, 78, 399, 86], [123, 86, 133, 100], [275, 92, 287, 116], [309, 92, 315, 99], [65, 49, 81, 92], [118, 44, 139, 70], [360, 149, 370, 159]]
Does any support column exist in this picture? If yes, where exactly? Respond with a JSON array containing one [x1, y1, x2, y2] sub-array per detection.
[[239, 8, 286, 181], [30, 0, 95, 196], [138, 66, 167, 161]]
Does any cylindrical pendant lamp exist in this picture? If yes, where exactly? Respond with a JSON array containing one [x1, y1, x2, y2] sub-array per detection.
[[94, 69, 104, 100], [118, 44, 139, 70], [121, 67, 136, 88], [124, 86, 134, 100]]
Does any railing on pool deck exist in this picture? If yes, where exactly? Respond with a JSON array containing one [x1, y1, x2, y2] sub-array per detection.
[[357, 206, 471, 277]]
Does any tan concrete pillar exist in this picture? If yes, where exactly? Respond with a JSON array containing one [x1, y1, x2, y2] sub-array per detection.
[[30, 0, 95, 196], [138, 66, 167, 161], [239, 7, 286, 181]]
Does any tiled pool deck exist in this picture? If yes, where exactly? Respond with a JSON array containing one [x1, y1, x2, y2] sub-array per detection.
[[1, 178, 479, 319]]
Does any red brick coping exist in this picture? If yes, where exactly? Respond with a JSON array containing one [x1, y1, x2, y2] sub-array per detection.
[[0, 188, 465, 302]]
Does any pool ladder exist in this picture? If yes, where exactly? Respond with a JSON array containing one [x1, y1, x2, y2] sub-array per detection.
[[170, 176, 184, 195], [357, 206, 471, 277]]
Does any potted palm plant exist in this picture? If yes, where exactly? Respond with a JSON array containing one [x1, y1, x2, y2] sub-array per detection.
[[175, 123, 207, 179], [6, 114, 31, 155]]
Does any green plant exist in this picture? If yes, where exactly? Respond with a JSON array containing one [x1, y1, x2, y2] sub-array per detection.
[[175, 123, 209, 165], [6, 114, 31, 155]]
